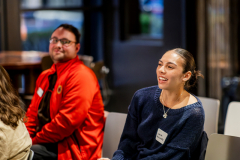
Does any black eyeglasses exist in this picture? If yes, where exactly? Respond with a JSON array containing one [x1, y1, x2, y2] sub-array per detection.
[[49, 37, 77, 47]]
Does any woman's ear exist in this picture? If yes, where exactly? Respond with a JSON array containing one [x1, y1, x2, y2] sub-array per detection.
[[183, 71, 192, 81]]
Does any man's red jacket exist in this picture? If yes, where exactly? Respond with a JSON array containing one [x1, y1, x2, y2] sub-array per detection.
[[25, 56, 105, 160]]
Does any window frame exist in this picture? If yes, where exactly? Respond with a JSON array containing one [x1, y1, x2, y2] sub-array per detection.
[[1, 0, 105, 58], [119, 0, 164, 46]]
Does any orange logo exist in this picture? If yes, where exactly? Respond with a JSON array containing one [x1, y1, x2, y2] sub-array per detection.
[[57, 85, 62, 94]]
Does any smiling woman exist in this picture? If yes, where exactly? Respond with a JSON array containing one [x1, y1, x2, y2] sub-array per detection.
[[156, 48, 204, 102], [111, 48, 207, 160]]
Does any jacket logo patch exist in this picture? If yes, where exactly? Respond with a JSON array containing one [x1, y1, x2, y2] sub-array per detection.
[[57, 85, 62, 94]]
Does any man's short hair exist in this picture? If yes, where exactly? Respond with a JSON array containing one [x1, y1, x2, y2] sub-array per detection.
[[54, 24, 81, 43]]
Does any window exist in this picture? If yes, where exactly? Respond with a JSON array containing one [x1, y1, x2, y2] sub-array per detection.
[[20, 0, 103, 61], [139, 0, 164, 38], [120, 0, 164, 42], [21, 0, 83, 8], [21, 11, 84, 52]]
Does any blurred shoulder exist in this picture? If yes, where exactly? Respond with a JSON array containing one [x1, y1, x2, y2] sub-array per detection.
[[68, 61, 96, 79], [187, 96, 205, 120]]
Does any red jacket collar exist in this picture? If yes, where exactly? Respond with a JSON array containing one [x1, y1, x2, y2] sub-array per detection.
[[49, 56, 82, 76]]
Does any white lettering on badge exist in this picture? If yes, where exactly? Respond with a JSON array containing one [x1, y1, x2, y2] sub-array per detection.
[[156, 128, 168, 144], [37, 87, 43, 97]]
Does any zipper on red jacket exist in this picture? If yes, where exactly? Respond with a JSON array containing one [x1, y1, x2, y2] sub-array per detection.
[[73, 133, 81, 152], [73, 133, 87, 159]]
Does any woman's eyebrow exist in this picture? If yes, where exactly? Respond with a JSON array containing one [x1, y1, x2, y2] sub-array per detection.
[[159, 60, 177, 66], [167, 62, 177, 66]]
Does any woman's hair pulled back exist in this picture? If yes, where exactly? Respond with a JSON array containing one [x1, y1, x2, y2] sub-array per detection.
[[172, 48, 204, 90]]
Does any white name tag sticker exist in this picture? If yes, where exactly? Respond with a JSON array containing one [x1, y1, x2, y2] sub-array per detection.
[[156, 128, 168, 144], [37, 87, 44, 97]]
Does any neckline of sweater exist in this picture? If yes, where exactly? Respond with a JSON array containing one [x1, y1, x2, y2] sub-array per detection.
[[154, 87, 202, 115]]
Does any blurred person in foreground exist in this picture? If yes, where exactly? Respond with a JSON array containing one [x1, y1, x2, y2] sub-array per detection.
[[108, 48, 207, 160], [0, 65, 32, 159], [25, 24, 105, 160]]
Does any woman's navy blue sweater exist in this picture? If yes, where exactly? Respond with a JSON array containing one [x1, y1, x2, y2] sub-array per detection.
[[112, 86, 205, 160]]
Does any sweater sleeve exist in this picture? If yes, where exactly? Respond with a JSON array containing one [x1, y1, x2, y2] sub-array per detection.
[[112, 93, 140, 160], [32, 70, 100, 144]]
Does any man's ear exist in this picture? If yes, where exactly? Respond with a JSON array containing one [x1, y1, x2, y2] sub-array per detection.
[[183, 71, 192, 81], [76, 43, 80, 53]]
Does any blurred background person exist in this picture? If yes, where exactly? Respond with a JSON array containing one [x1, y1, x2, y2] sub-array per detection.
[[0, 65, 32, 160]]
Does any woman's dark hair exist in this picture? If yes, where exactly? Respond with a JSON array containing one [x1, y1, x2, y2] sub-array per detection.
[[172, 48, 204, 90], [0, 65, 25, 128], [55, 23, 81, 43]]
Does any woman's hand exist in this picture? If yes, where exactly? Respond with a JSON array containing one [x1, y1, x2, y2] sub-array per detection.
[[97, 158, 110, 160]]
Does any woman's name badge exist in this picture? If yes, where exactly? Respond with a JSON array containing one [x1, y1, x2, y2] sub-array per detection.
[[156, 128, 168, 144], [37, 87, 43, 97]]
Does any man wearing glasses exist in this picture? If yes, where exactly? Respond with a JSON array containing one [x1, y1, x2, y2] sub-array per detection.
[[25, 24, 105, 160]]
